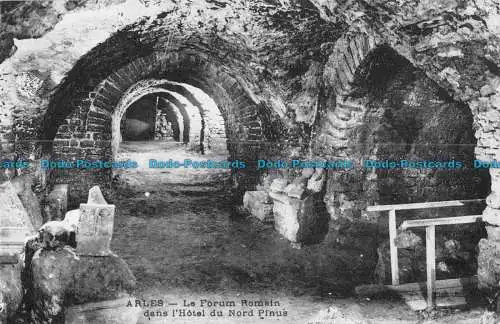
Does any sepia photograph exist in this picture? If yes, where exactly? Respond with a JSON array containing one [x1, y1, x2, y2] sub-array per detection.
[[1, 0, 500, 323]]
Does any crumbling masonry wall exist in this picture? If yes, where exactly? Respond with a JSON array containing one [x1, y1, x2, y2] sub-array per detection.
[[1, 0, 500, 296]]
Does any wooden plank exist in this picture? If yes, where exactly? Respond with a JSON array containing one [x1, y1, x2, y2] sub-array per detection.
[[366, 199, 485, 212], [355, 276, 478, 296], [400, 215, 482, 229], [389, 209, 399, 286], [426, 225, 436, 309]]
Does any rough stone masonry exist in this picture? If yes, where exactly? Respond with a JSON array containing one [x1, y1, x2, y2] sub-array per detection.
[[0, 0, 500, 316]]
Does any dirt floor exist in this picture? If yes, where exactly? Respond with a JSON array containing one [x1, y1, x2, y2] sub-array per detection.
[[106, 141, 495, 324]]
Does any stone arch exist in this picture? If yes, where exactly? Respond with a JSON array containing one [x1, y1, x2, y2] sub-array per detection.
[[315, 32, 378, 154], [155, 82, 207, 152], [110, 83, 196, 155], [320, 34, 489, 203], [47, 47, 266, 200], [155, 81, 227, 154], [156, 91, 200, 146], [110, 79, 228, 155], [315, 31, 492, 285], [114, 88, 194, 146]]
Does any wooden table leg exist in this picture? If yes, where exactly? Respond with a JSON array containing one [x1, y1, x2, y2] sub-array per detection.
[[389, 209, 399, 285], [426, 225, 436, 309]]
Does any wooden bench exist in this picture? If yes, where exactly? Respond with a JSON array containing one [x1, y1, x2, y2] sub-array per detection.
[[366, 199, 485, 309]]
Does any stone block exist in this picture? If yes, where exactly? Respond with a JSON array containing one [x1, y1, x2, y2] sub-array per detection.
[[45, 184, 69, 221], [269, 178, 288, 193], [0, 181, 35, 262], [243, 191, 273, 223], [64, 209, 81, 232], [269, 192, 319, 243], [65, 296, 141, 324], [483, 206, 500, 226], [284, 182, 306, 199], [87, 185, 107, 204], [487, 226, 500, 242], [307, 168, 326, 193], [76, 203, 115, 256], [487, 191, 500, 209], [10, 175, 44, 229]]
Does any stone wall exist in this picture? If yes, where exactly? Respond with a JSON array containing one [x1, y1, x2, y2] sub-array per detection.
[[309, 0, 500, 292], [0, 0, 338, 199], [1, 0, 500, 297], [319, 45, 490, 225]]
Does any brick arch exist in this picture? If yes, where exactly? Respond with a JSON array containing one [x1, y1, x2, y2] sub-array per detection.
[[314, 32, 379, 155], [110, 79, 228, 156], [159, 91, 200, 145], [155, 83, 207, 152], [156, 82, 227, 154], [318, 32, 490, 218], [50, 51, 265, 199], [112, 85, 195, 152]]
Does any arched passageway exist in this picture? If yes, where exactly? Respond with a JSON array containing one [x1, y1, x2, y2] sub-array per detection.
[[319, 45, 491, 284], [3, 0, 500, 322], [113, 82, 231, 186], [45, 46, 268, 201]]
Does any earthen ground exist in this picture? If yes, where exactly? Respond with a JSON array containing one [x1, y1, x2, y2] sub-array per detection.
[[107, 142, 493, 323]]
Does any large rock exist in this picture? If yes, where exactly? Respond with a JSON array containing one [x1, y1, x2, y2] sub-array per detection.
[[39, 221, 76, 250], [269, 192, 322, 244], [0, 261, 23, 323], [243, 191, 273, 223], [30, 247, 136, 323]]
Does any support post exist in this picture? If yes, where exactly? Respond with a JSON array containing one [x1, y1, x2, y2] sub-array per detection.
[[426, 225, 436, 308], [389, 209, 399, 285]]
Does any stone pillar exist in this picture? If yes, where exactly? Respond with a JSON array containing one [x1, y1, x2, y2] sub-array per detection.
[[0, 181, 35, 322], [478, 169, 500, 297]]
